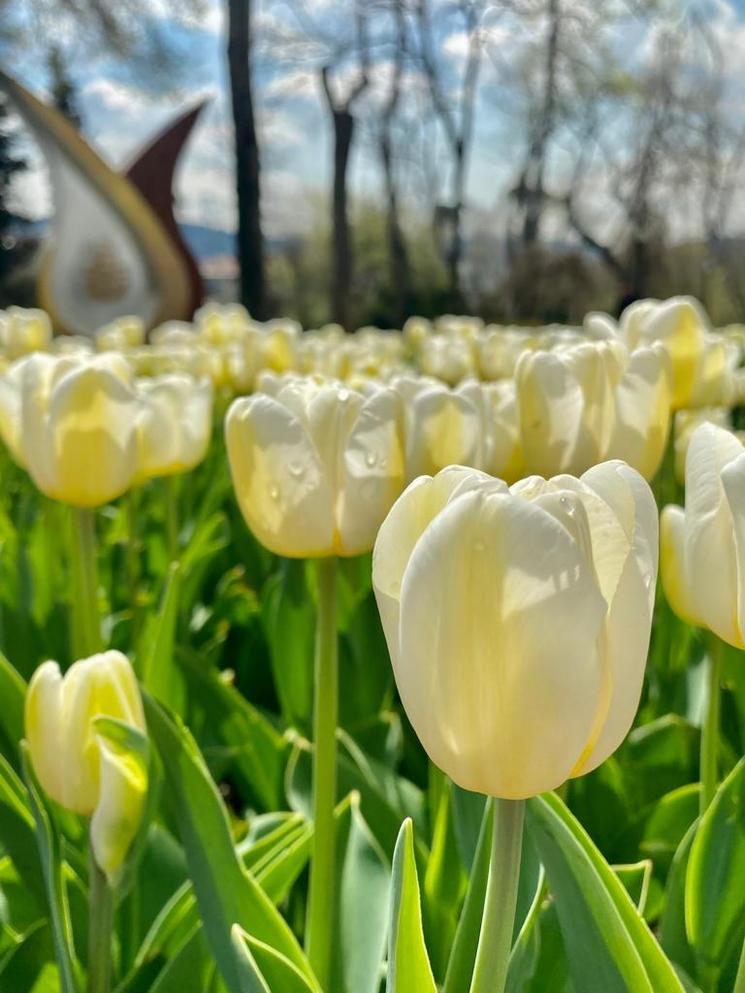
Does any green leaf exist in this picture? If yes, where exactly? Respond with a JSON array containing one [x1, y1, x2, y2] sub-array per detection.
[[423, 785, 466, 980], [505, 863, 545, 993], [386, 818, 437, 993], [232, 927, 317, 993], [179, 651, 288, 812], [527, 792, 685, 993], [0, 752, 45, 901], [685, 756, 745, 977], [0, 651, 25, 768], [641, 784, 701, 875], [140, 563, 185, 714], [20, 743, 80, 993], [660, 821, 698, 981], [261, 560, 314, 731], [331, 793, 390, 993], [0, 920, 56, 991], [613, 861, 653, 914], [442, 800, 493, 993], [143, 694, 315, 993]]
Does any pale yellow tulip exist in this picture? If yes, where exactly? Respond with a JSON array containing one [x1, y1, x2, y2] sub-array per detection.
[[25, 651, 147, 880], [226, 378, 405, 557], [373, 461, 657, 798]]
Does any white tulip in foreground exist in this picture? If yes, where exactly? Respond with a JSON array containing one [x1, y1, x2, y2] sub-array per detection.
[[373, 461, 658, 799]]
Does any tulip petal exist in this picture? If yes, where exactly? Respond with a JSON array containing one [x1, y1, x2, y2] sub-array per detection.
[[90, 729, 148, 882], [372, 466, 501, 667], [608, 346, 672, 479], [720, 451, 745, 647], [25, 661, 66, 808], [225, 395, 335, 558], [406, 387, 482, 479], [660, 505, 701, 629], [397, 489, 607, 798], [336, 389, 405, 556], [684, 423, 742, 645]]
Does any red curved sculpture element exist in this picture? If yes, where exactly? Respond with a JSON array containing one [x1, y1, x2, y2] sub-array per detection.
[[124, 102, 207, 316]]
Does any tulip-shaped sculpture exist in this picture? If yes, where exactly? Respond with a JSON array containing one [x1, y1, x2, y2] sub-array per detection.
[[661, 422, 745, 812], [225, 376, 405, 989], [373, 461, 658, 993], [25, 651, 147, 993]]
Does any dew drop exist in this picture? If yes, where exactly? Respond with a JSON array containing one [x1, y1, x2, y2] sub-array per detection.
[[365, 452, 377, 468], [289, 461, 305, 478], [269, 485, 280, 501]]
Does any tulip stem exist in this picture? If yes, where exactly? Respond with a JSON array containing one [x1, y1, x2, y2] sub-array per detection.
[[164, 476, 179, 563], [305, 555, 338, 991], [70, 508, 102, 659], [88, 857, 114, 993], [126, 489, 141, 653], [469, 798, 525, 993], [701, 635, 721, 815]]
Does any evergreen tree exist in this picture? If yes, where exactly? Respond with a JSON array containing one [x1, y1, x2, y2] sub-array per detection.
[[0, 96, 27, 285]]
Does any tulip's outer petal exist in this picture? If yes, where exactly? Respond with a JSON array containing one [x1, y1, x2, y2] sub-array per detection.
[[574, 462, 659, 772], [225, 395, 335, 557], [396, 489, 607, 799], [719, 451, 745, 647], [372, 466, 502, 667], [25, 661, 66, 808], [609, 346, 672, 479], [90, 731, 147, 882], [406, 388, 482, 479], [136, 388, 180, 480], [640, 297, 708, 409], [0, 360, 27, 466], [684, 423, 742, 645], [42, 365, 139, 507], [60, 651, 144, 815], [516, 350, 603, 477], [660, 506, 701, 628], [336, 389, 405, 556], [486, 382, 524, 483], [305, 384, 363, 492]]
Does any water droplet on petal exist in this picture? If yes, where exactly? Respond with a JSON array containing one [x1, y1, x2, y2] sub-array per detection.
[[365, 452, 377, 468], [269, 485, 280, 501]]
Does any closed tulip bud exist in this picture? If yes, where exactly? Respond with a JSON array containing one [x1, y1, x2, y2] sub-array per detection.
[[419, 335, 475, 385], [0, 307, 53, 359], [19, 353, 140, 507], [25, 651, 147, 881], [136, 374, 213, 478], [661, 422, 745, 647], [619, 296, 730, 409], [373, 461, 657, 798], [516, 340, 626, 477], [391, 376, 483, 480], [95, 316, 146, 352], [672, 408, 732, 485], [607, 344, 672, 479], [225, 378, 405, 557]]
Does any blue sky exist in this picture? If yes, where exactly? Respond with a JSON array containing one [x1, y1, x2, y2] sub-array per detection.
[[6, 0, 745, 242]]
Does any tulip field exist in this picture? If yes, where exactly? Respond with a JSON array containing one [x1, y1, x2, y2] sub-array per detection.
[[1, 297, 745, 993]]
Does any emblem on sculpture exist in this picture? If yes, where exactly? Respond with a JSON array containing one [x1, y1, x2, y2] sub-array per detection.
[[0, 71, 204, 336]]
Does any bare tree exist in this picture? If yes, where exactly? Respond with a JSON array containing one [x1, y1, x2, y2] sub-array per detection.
[[319, 5, 370, 329], [414, 0, 485, 306], [377, 0, 413, 324]]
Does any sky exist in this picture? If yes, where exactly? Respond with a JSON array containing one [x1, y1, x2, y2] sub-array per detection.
[[5, 0, 745, 243]]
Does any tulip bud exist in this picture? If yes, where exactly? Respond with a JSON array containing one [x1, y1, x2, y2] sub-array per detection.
[[136, 374, 213, 478], [373, 461, 657, 798], [25, 651, 147, 881], [0, 307, 53, 359], [226, 378, 405, 557], [18, 354, 139, 507], [661, 422, 745, 648], [95, 316, 146, 352]]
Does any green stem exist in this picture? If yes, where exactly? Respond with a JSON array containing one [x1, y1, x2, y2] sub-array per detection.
[[733, 935, 745, 993], [305, 556, 338, 991], [70, 508, 102, 659], [88, 857, 114, 993], [700, 635, 722, 815], [165, 476, 179, 563], [126, 489, 141, 657], [469, 798, 525, 993]]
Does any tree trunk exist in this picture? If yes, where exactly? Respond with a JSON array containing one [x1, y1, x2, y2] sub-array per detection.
[[379, 132, 411, 326], [227, 0, 266, 319], [331, 108, 354, 330]]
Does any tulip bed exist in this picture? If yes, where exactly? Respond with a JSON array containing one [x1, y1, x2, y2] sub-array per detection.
[[0, 297, 744, 993]]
